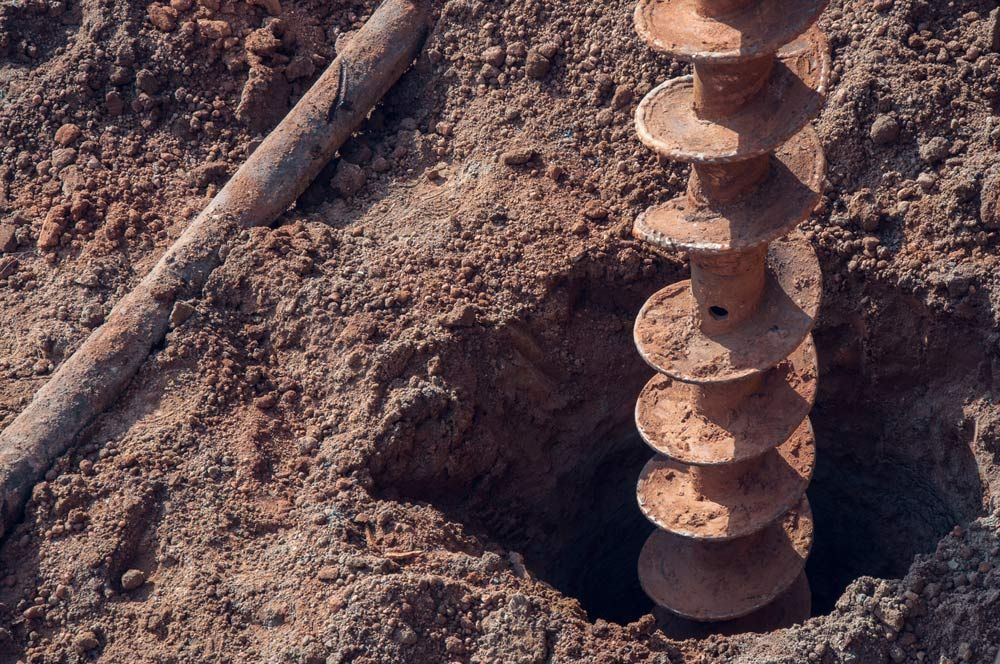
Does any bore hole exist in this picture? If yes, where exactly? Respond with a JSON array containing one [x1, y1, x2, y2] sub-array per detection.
[[374, 278, 986, 637], [709, 306, 729, 320], [391, 421, 980, 632], [528, 430, 975, 628]]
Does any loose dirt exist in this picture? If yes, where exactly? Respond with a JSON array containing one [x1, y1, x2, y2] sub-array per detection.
[[2, 0, 1000, 662]]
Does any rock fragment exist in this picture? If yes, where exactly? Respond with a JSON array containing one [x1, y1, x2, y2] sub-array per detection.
[[51, 148, 77, 169], [870, 115, 899, 145], [55, 123, 82, 146], [919, 136, 950, 163], [121, 569, 147, 591], [848, 188, 880, 231], [483, 46, 505, 68], [170, 301, 196, 328], [0, 223, 16, 253], [75, 630, 100, 652], [500, 148, 534, 166], [0, 256, 17, 278], [582, 200, 609, 220], [525, 49, 551, 79], [331, 162, 366, 198], [611, 85, 634, 109], [38, 204, 70, 249]]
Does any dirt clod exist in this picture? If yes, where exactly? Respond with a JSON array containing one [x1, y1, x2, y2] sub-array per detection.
[[120, 569, 146, 591]]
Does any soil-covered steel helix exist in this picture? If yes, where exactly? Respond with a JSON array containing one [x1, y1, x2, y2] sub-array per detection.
[[630, 0, 831, 634], [0, 0, 430, 541]]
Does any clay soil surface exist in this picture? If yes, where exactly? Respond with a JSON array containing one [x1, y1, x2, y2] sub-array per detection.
[[3, 0, 1000, 662]]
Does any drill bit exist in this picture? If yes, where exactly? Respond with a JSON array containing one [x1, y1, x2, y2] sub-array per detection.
[[631, 0, 830, 633]]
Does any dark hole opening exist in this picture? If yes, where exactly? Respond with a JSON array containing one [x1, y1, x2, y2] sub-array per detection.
[[378, 276, 987, 638], [527, 427, 977, 632], [709, 306, 729, 320]]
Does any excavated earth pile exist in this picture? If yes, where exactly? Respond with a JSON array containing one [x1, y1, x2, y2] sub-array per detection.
[[1, 0, 1000, 662]]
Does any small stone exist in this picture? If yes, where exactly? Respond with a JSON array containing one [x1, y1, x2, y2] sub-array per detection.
[[121, 569, 146, 591], [508, 551, 528, 578], [848, 189, 880, 231], [980, 175, 1000, 228], [483, 46, 505, 68], [135, 69, 160, 94], [957, 643, 972, 662], [870, 115, 900, 145], [582, 201, 609, 220], [525, 49, 551, 79], [317, 566, 339, 581], [537, 41, 559, 59], [952, 177, 977, 203], [70, 194, 91, 221], [427, 162, 449, 180], [147, 3, 178, 31], [611, 85, 634, 109], [75, 630, 99, 652], [23, 605, 45, 620], [255, 392, 278, 410], [0, 224, 16, 253], [444, 304, 477, 328], [371, 156, 390, 173], [189, 161, 230, 189], [571, 220, 588, 235], [919, 137, 950, 164], [992, 7, 1000, 52], [79, 303, 105, 328], [51, 148, 77, 169], [0, 256, 18, 278], [170, 301, 196, 328], [105, 91, 125, 116], [331, 162, 366, 198], [500, 148, 534, 166], [38, 204, 70, 249], [916, 172, 938, 191], [55, 123, 82, 146], [297, 436, 319, 454]]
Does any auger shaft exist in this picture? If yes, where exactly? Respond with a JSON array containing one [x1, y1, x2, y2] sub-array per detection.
[[631, 0, 830, 633]]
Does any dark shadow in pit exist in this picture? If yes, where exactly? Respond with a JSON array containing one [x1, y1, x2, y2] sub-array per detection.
[[806, 284, 988, 615], [540, 424, 656, 625], [806, 455, 966, 614], [374, 258, 989, 632]]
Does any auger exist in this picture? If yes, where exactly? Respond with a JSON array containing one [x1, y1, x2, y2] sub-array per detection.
[[631, 0, 830, 633]]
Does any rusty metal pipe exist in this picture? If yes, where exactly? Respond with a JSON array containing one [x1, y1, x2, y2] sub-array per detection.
[[0, 0, 430, 539]]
